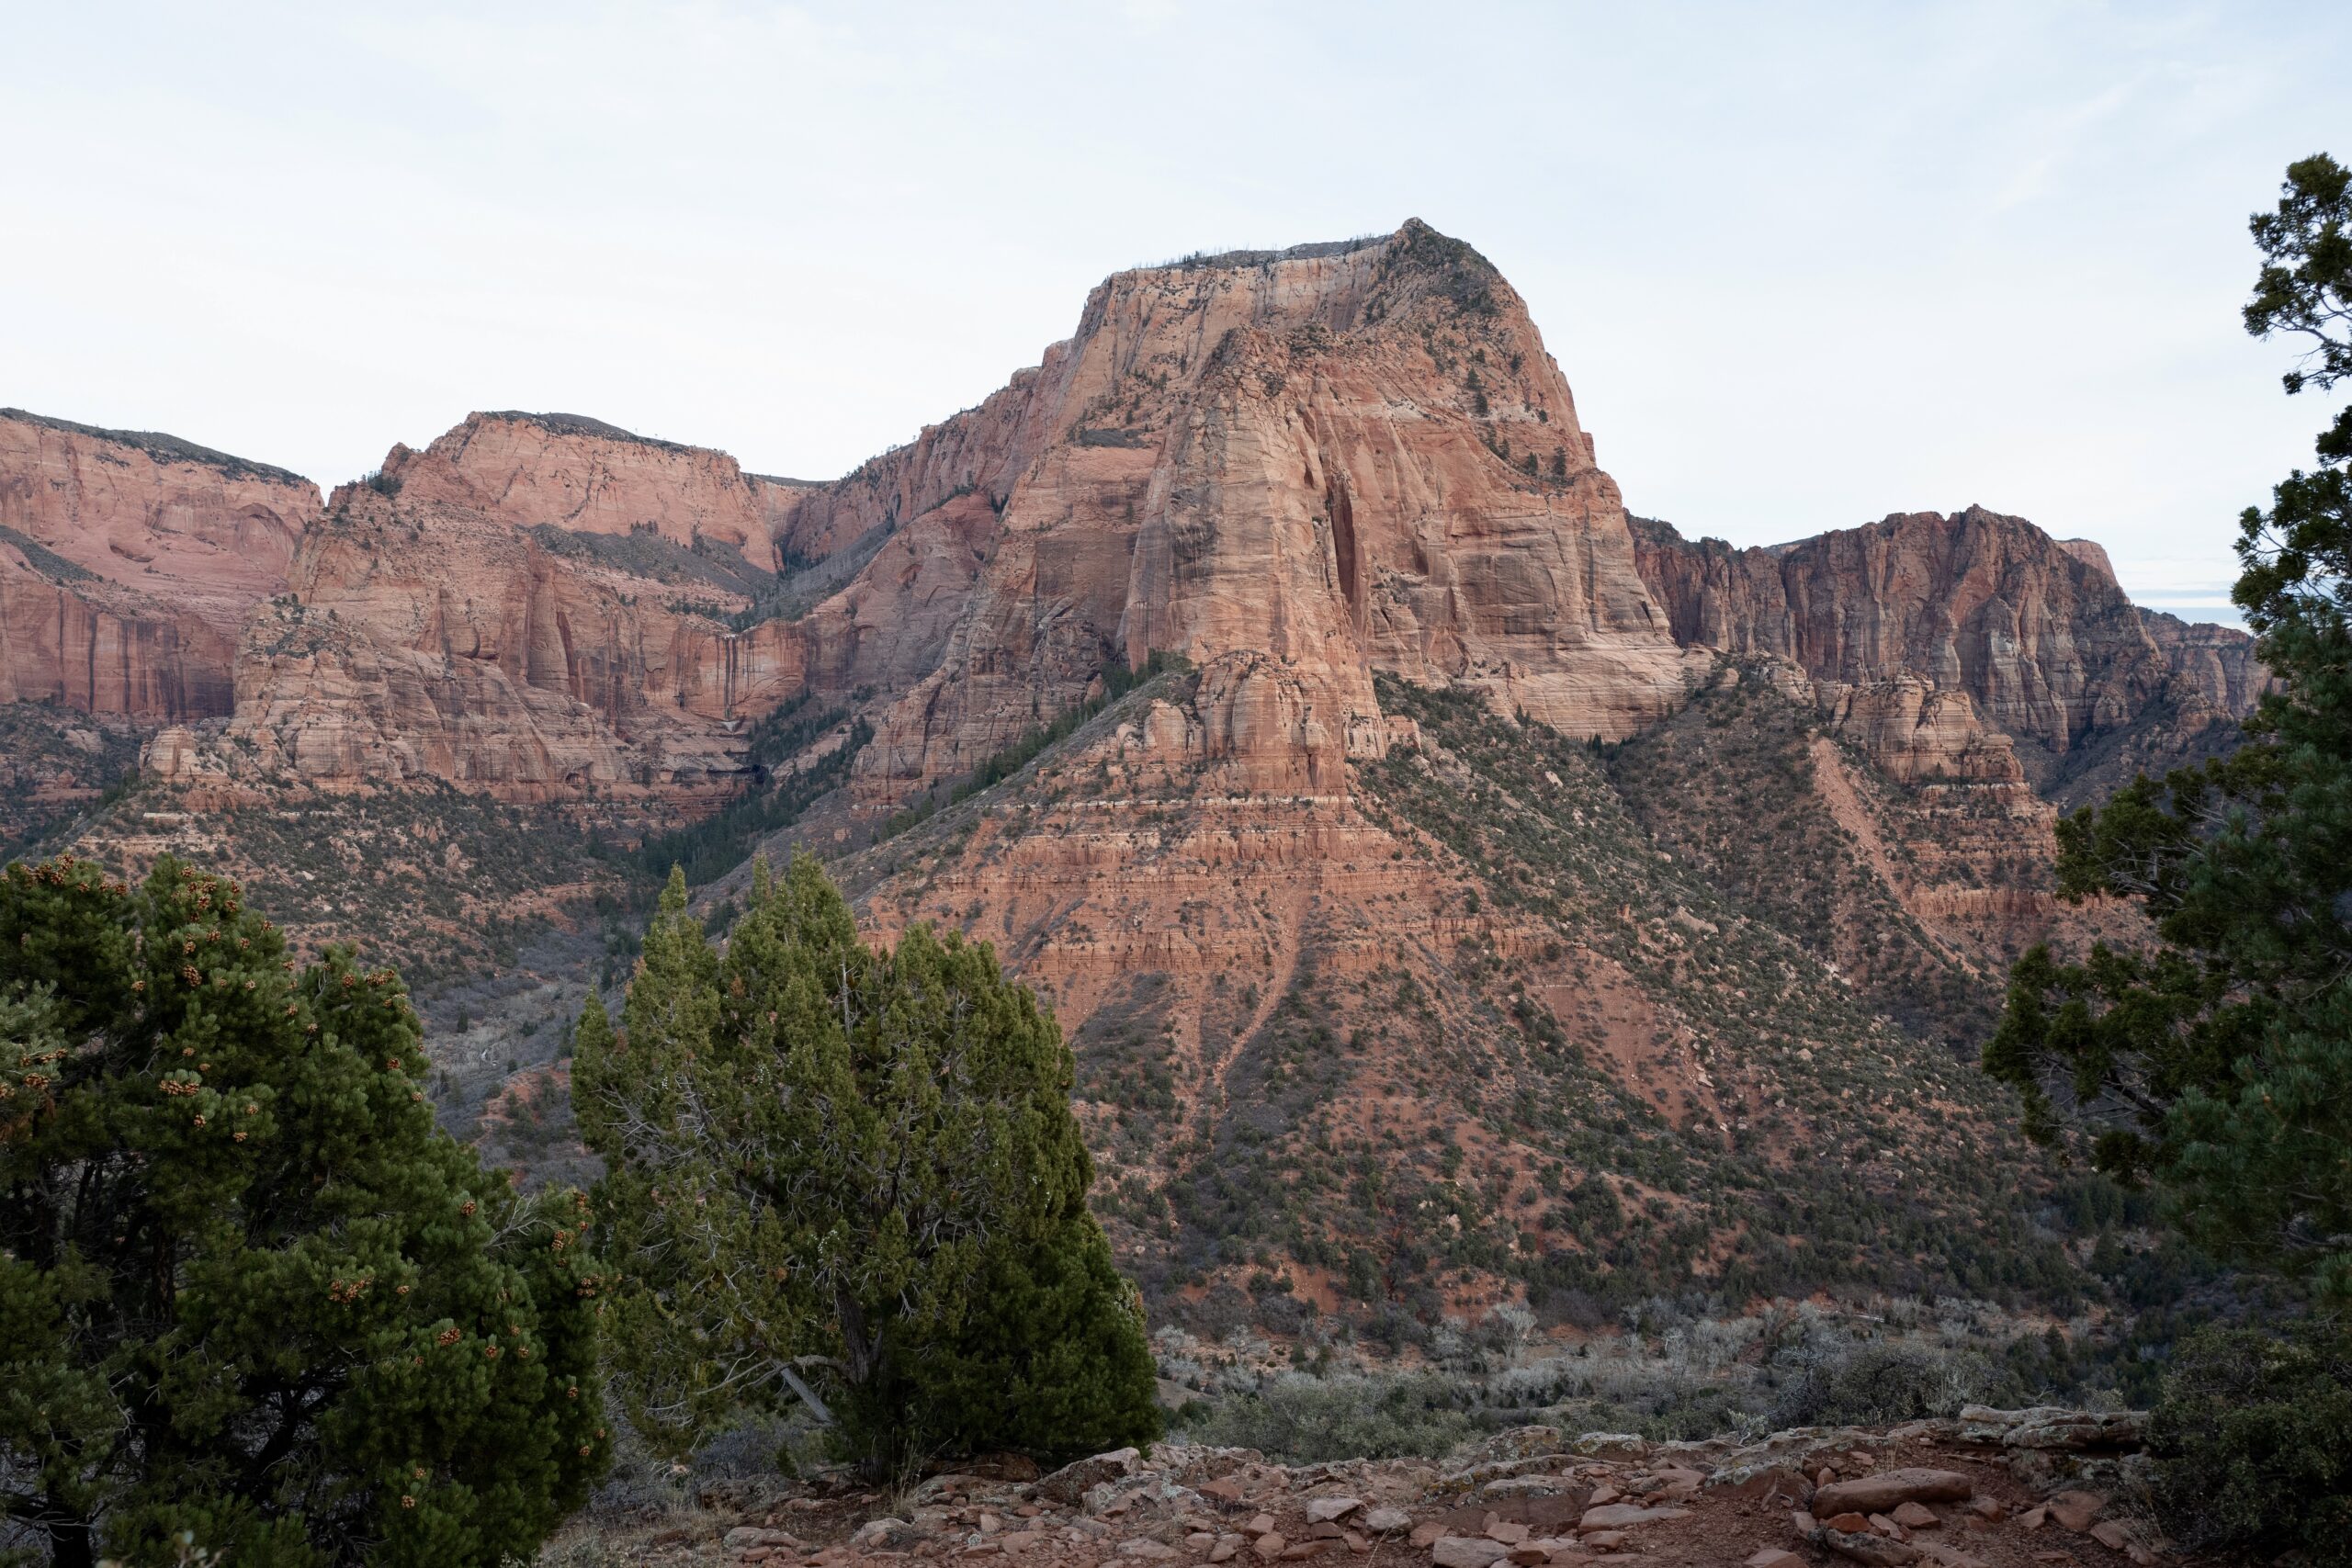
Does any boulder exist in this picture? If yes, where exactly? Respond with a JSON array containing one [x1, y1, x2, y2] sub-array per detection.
[[2088, 1519, 2156, 1565], [1714, 1465, 1813, 1505], [2007, 1413, 2147, 1452], [2046, 1492, 2104, 1533], [1815, 1524, 1919, 1566], [1037, 1448, 1142, 1506], [1811, 1470, 1973, 1518], [1118, 1540, 1181, 1559], [1431, 1538, 1510, 1568], [848, 1517, 921, 1551], [1576, 1505, 1687, 1532], [1483, 1476, 1573, 1498]]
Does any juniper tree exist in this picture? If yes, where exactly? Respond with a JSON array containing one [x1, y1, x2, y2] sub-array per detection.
[[0, 854, 608, 1568], [574, 859, 1159, 1474], [1985, 154, 2352, 1301]]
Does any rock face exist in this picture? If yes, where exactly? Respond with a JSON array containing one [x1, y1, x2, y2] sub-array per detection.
[[187, 226, 1697, 812], [777, 224, 1696, 809], [167, 405, 1013, 802], [0, 409, 317, 719], [171, 416, 815, 802], [377, 411, 769, 552], [1630, 508, 2266, 797]]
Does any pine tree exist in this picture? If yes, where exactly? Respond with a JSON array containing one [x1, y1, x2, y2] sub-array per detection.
[[0, 855, 608, 1567], [575, 858, 1159, 1474], [1984, 154, 2352, 1302]]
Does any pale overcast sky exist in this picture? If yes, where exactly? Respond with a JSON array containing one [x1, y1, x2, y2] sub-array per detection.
[[8, 2, 2346, 624]]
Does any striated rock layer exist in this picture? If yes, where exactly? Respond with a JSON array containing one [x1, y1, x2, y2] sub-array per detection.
[[776, 224, 1699, 809], [167, 225, 1702, 812], [166, 407, 1014, 803], [377, 410, 770, 553], [0, 409, 317, 720], [1630, 508, 2266, 800], [172, 446, 797, 802]]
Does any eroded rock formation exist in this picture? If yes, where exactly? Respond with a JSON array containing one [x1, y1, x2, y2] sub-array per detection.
[[377, 410, 769, 552], [184, 451, 802, 802], [0, 409, 317, 719], [1630, 508, 2265, 796], [797, 225, 1698, 809]]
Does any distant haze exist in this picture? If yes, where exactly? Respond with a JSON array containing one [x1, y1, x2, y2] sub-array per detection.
[[9, 2, 2346, 627]]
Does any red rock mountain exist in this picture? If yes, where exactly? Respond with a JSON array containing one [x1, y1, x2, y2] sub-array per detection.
[[169, 418, 805, 804], [1629, 510, 2265, 804], [0, 409, 316, 720], [786, 227, 1699, 812], [112, 225, 2261, 836], [141, 226, 1703, 816], [17, 224, 2273, 1323]]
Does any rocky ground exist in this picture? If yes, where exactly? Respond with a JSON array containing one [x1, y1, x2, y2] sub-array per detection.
[[542, 1407, 2168, 1568]]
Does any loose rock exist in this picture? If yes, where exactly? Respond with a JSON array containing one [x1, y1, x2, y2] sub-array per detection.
[[2046, 1492, 2105, 1533], [1037, 1450, 1142, 1507], [1431, 1537, 1510, 1568], [1812, 1470, 1973, 1518]]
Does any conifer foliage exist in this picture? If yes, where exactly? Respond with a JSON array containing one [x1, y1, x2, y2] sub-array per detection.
[[0, 855, 607, 1568], [1985, 154, 2352, 1302], [575, 858, 1159, 1475]]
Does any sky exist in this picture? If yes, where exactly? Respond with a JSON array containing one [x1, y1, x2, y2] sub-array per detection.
[[7, 2, 2346, 626]]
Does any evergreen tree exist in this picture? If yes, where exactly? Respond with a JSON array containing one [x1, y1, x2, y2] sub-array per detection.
[[1984, 154, 2352, 1301], [0, 855, 608, 1567], [575, 858, 1159, 1474]]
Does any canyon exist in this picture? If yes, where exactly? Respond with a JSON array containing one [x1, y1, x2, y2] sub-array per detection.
[[6, 220, 2267, 1321]]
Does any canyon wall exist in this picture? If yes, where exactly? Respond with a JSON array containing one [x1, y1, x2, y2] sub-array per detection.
[[826, 225, 1698, 808], [0, 409, 317, 720], [378, 411, 769, 552], [1631, 508, 2265, 795], [170, 225, 1702, 812], [163, 414, 801, 802]]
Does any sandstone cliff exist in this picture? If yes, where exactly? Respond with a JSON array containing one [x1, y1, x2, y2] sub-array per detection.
[[0, 409, 317, 719], [180, 227, 1700, 815], [796, 224, 1697, 810], [1630, 508, 2265, 799], [175, 446, 800, 801], [377, 410, 774, 553], [159, 409, 1001, 803]]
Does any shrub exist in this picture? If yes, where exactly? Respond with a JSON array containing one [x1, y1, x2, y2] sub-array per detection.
[[576, 859, 1159, 1477], [1770, 1339, 2009, 1429], [1182, 1374, 1475, 1462], [0, 854, 605, 1567], [2150, 1322, 2352, 1567]]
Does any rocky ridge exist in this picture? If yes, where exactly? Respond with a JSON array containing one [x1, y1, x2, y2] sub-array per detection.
[[143, 414, 831, 805], [1628, 513, 2265, 806], [0, 407, 317, 720], [549, 1407, 2168, 1568]]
